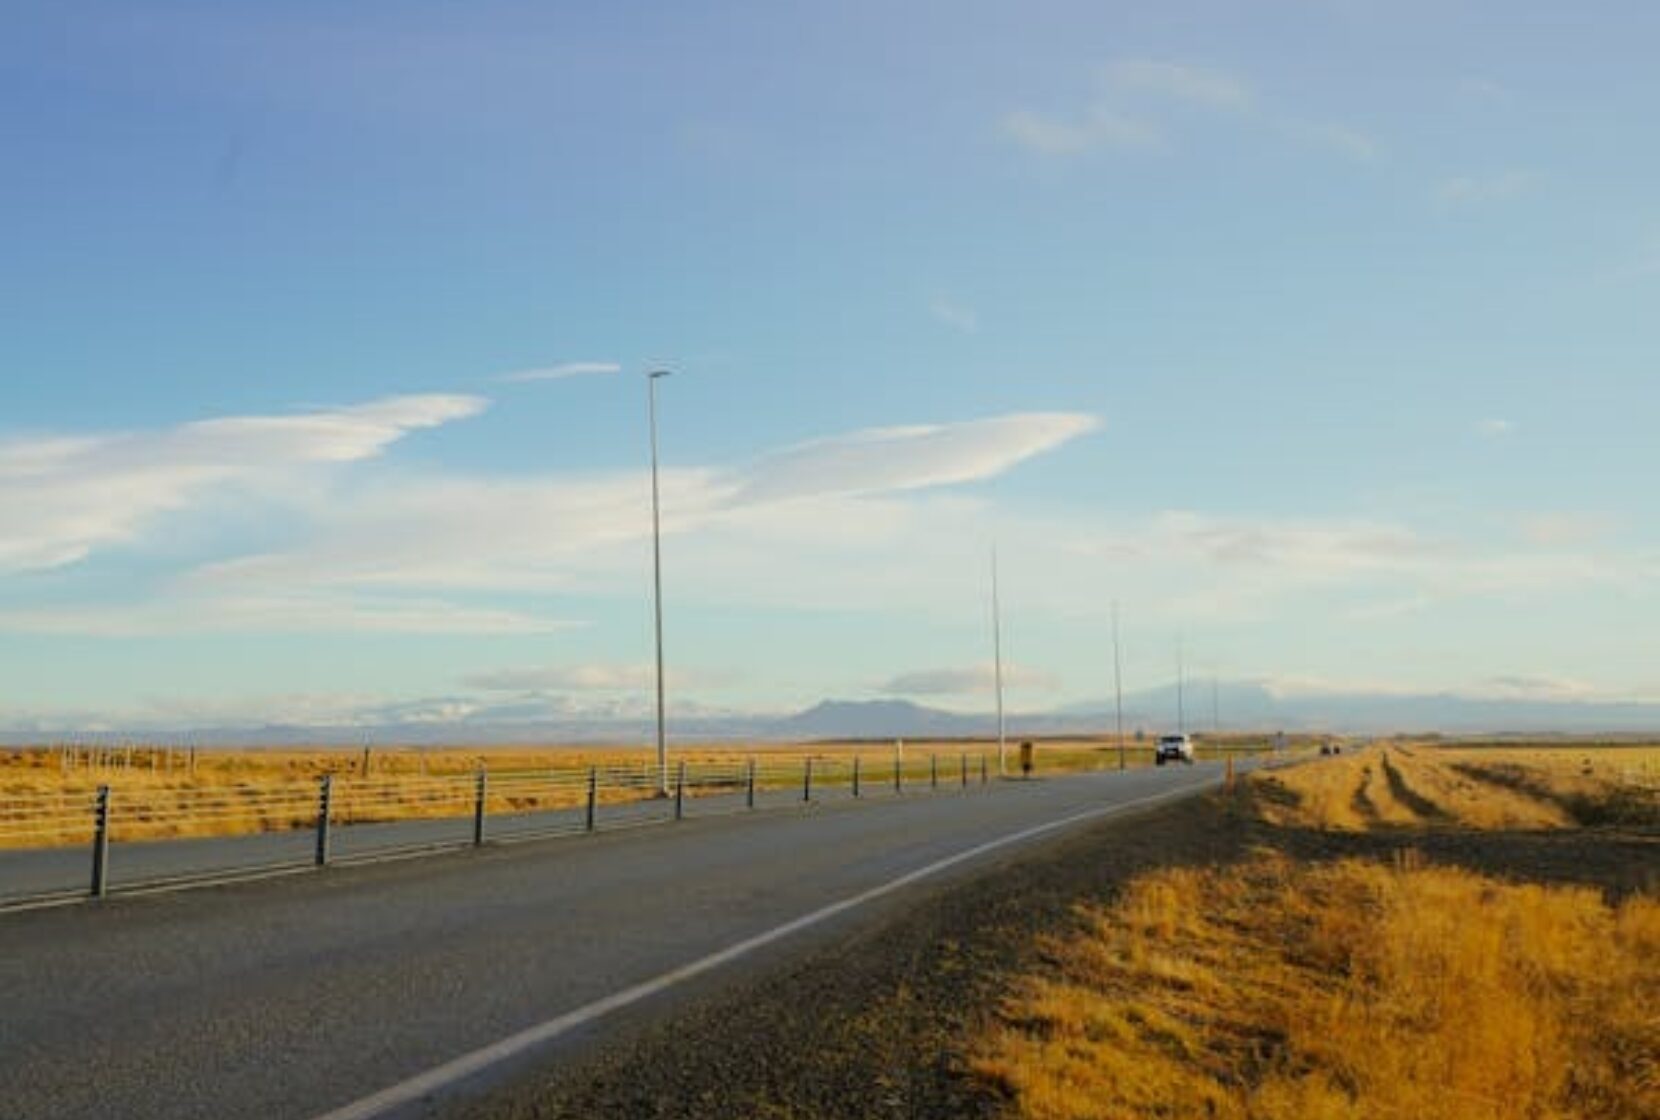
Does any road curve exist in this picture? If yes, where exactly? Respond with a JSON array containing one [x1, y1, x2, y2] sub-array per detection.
[[0, 762, 1235, 1120]]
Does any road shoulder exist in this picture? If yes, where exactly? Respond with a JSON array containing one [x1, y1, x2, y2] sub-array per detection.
[[439, 791, 1253, 1120]]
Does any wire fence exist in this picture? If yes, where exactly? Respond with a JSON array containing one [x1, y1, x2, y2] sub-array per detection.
[[0, 750, 1003, 908]]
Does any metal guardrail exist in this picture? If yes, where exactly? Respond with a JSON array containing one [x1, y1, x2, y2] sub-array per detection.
[[0, 751, 995, 908]]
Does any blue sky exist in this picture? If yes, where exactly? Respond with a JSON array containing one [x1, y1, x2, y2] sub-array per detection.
[[3, 2, 1658, 731]]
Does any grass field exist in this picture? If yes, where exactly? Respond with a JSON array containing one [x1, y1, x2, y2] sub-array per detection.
[[0, 736, 1281, 849], [974, 744, 1660, 1120], [1250, 743, 1660, 832]]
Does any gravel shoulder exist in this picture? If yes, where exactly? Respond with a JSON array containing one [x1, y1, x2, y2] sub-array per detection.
[[439, 791, 1255, 1120], [443, 780, 1657, 1120]]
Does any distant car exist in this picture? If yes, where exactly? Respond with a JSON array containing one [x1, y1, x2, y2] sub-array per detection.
[[1155, 734, 1195, 766]]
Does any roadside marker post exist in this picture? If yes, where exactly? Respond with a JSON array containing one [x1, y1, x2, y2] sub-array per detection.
[[746, 759, 756, 810], [960, 753, 968, 789], [585, 767, 598, 832], [930, 753, 938, 790], [315, 775, 333, 867], [675, 761, 687, 821], [981, 755, 989, 785], [852, 756, 861, 799], [472, 769, 488, 847], [90, 785, 110, 898], [893, 755, 902, 794], [803, 758, 813, 802]]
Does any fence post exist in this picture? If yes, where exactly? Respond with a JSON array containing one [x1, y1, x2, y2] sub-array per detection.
[[315, 774, 333, 867], [472, 768, 488, 846], [746, 758, 756, 810], [803, 757, 813, 802], [894, 754, 902, 794], [852, 755, 861, 798], [930, 753, 938, 790], [675, 760, 687, 821], [90, 785, 110, 898], [981, 754, 989, 785], [960, 752, 968, 789], [586, 767, 598, 832]]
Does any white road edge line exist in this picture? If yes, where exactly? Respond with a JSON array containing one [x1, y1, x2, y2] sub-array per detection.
[[309, 774, 1219, 1120]]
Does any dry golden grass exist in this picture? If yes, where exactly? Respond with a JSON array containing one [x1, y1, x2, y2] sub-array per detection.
[[1250, 744, 1660, 833], [0, 737, 1268, 848], [974, 852, 1660, 1120]]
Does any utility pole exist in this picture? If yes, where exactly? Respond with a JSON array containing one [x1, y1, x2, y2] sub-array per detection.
[[991, 548, 1007, 777], [1176, 638, 1186, 735], [1112, 600, 1125, 770]]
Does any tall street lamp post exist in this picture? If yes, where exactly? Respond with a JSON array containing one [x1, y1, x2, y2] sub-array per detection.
[[648, 370, 672, 796]]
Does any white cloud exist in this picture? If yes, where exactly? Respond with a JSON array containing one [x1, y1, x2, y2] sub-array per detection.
[[729, 412, 1098, 506], [1514, 512, 1614, 547], [928, 297, 980, 333], [496, 362, 622, 383], [999, 107, 1157, 155], [464, 663, 732, 692], [1103, 60, 1252, 109], [0, 406, 1098, 639], [0, 394, 486, 574], [1439, 171, 1533, 206], [879, 663, 1059, 696], [1003, 60, 1375, 166], [1279, 119, 1381, 163], [1458, 77, 1515, 104], [1477, 417, 1515, 437], [0, 594, 567, 637]]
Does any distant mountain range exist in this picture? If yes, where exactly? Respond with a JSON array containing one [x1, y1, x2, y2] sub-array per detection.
[[6, 681, 1660, 745]]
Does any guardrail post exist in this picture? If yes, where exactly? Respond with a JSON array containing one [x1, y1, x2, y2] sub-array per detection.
[[930, 753, 938, 790], [675, 760, 687, 820], [852, 755, 861, 798], [746, 758, 756, 809], [803, 757, 813, 802], [315, 774, 333, 867], [585, 767, 598, 832], [472, 768, 488, 846], [90, 785, 110, 898]]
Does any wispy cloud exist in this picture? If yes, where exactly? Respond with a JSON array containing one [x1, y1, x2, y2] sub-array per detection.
[[927, 296, 979, 333], [0, 594, 568, 637], [185, 411, 1098, 597], [999, 107, 1157, 155], [496, 361, 622, 383], [1513, 512, 1614, 547], [1002, 58, 1376, 165], [1103, 60, 1251, 109], [0, 401, 1098, 637], [728, 413, 1099, 506], [1457, 77, 1515, 104], [1439, 171, 1533, 207], [0, 394, 486, 574], [1278, 118, 1381, 163], [879, 663, 1059, 696], [464, 663, 732, 692], [1477, 417, 1515, 437]]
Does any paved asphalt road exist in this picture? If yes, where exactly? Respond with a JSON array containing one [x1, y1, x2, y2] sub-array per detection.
[[0, 762, 1239, 1120]]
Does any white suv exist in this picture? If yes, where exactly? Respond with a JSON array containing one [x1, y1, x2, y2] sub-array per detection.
[[1155, 733, 1195, 766]]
